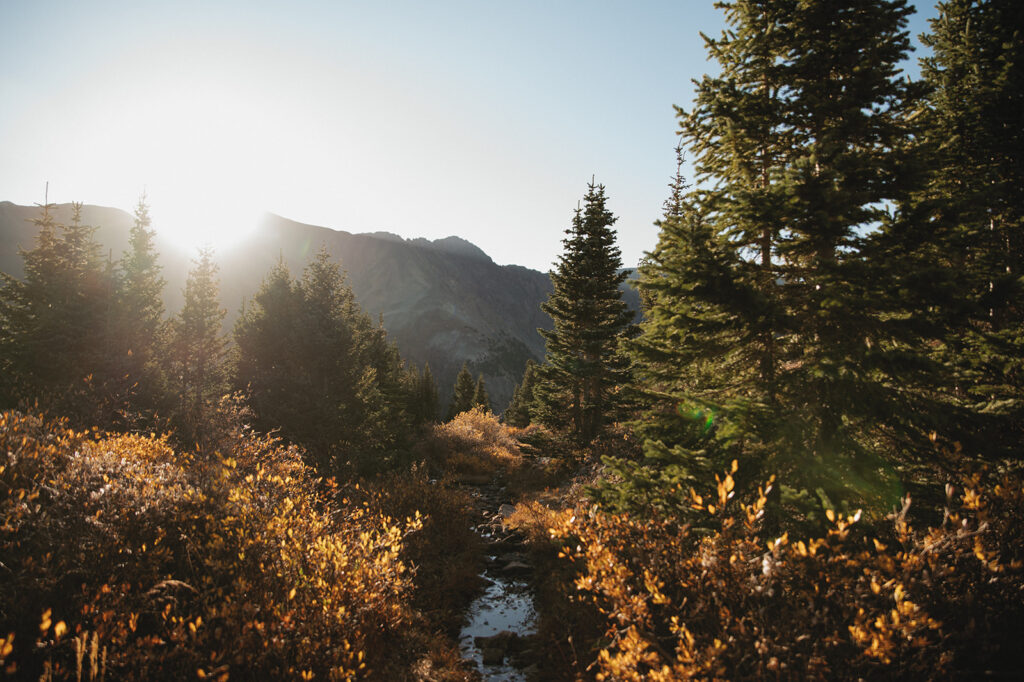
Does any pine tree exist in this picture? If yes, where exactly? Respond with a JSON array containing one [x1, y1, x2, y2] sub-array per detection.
[[448, 363, 476, 419], [234, 248, 411, 472], [916, 0, 1024, 454], [596, 152, 734, 514], [0, 200, 121, 424], [402, 363, 440, 426], [234, 259, 305, 437], [535, 181, 633, 444], [0, 199, 62, 405], [115, 195, 167, 416], [504, 359, 538, 427], [419, 363, 440, 423], [617, 0, 927, 516], [168, 248, 228, 445], [472, 374, 491, 413]]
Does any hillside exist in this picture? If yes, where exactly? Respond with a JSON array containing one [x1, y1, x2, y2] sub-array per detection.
[[2, 201, 631, 410]]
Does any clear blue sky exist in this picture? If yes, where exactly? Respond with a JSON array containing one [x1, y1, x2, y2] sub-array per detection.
[[0, 0, 936, 271]]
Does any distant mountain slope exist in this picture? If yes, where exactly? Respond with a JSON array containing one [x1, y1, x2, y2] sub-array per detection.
[[248, 213, 556, 408], [0, 202, 548, 408], [0, 201, 642, 410]]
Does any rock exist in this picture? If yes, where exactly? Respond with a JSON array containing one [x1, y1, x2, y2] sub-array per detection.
[[501, 560, 532, 576], [481, 646, 505, 665], [488, 538, 526, 554], [498, 503, 517, 518], [475, 631, 516, 648]]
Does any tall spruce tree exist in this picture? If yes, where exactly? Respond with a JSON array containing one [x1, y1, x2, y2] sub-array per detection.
[[535, 181, 632, 444], [234, 259, 306, 439], [472, 374, 491, 413], [405, 363, 439, 425], [419, 363, 440, 423], [504, 359, 538, 427], [595, 151, 735, 514], [0, 201, 121, 424], [168, 248, 228, 445], [0, 199, 63, 406], [916, 0, 1024, 455], [448, 363, 476, 419], [234, 248, 411, 472], [115, 196, 167, 416], [614, 0, 927, 517]]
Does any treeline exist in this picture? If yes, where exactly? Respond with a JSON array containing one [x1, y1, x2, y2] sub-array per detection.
[[499, 1, 1024, 676], [0, 199, 440, 475], [509, 0, 1022, 521]]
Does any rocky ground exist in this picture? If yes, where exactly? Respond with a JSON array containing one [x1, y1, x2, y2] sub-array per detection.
[[457, 481, 543, 681]]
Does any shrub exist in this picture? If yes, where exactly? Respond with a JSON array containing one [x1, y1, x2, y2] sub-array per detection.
[[554, 463, 1024, 680], [364, 467, 484, 634], [423, 408, 524, 478], [0, 411, 420, 680]]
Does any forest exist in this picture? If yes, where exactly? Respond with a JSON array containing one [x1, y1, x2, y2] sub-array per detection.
[[1, 0, 1022, 679]]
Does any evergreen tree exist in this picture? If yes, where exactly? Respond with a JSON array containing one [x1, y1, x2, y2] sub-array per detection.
[[0, 200, 121, 424], [0, 199, 62, 406], [535, 181, 633, 444], [472, 374, 491, 413], [916, 0, 1024, 454], [448, 363, 476, 419], [168, 248, 228, 445], [115, 195, 167, 416], [402, 363, 440, 426], [614, 0, 927, 517], [504, 359, 538, 427], [234, 259, 306, 438], [596, 152, 734, 514], [419, 363, 440, 423], [234, 248, 411, 472]]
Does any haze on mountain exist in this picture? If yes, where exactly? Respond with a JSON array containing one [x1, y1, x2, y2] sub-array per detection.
[[0, 200, 640, 408]]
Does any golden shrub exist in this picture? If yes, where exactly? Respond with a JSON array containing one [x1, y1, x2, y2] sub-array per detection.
[[0, 411, 420, 680], [426, 408, 524, 477], [555, 463, 1024, 680]]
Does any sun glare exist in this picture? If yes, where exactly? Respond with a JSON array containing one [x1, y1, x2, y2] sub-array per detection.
[[139, 78, 274, 253], [150, 189, 262, 256]]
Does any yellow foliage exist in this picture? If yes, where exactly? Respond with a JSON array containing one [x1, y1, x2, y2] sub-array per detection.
[[0, 411, 420, 680], [554, 463, 1024, 679], [422, 407, 526, 479]]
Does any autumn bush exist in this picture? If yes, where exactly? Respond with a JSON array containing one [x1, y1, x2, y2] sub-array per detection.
[[418, 407, 524, 479], [553, 462, 1024, 680], [363, 467, 484, 635], [0, 410, 420, 681]]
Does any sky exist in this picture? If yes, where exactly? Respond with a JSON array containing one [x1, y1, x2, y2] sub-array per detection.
[[1, 0, 936, 272]]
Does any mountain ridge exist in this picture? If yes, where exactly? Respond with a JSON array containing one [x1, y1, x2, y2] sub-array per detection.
[[0, 201, 640, 410], [0, 201, 560, 410]]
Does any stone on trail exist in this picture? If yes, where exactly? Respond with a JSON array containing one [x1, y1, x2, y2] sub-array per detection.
[[501, 561, 532, 576]]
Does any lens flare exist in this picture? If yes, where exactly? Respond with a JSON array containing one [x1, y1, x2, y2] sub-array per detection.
[[678, 403, 715, 433]]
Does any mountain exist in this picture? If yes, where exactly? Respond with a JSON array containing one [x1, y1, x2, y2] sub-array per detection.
[[0, 201, 642, 410], [249, 213, 556, 409], [0, 202, 544, 409]]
